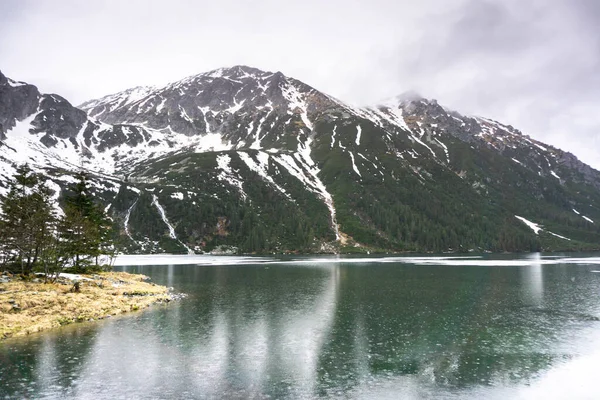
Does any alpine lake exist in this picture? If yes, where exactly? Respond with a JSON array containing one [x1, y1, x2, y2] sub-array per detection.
[[2, 253, 600, 399]]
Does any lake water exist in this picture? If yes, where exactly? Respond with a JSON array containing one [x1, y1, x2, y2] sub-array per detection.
[[2, 254, 600, 399]]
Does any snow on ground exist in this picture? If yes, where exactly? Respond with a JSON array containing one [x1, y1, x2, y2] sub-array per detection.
[[550, 171, 561, 180], [155, 97, 167, 113], [571, 209, 594, 223], [533, 142, 548, 152], [515, 216, 543, 234], [151, 194, 193, 254], [59, 273, 93, 281], [296, 129, 315, 168], [355, 125, 362, 146], [411, 132, 438, 159], [152, 195, 177, 240], [3, 113, 110, 174], [272, 154, 313, 188], [349, 152, 361, 177], [195, 133, 232, 153], [45, 180, 65, 217], [250, 113, 271, 150], [280, 80, 313, 130], [434, 138, 450, 163], [7, 78, 27, 87], [83, 86, 157, 117], [547, 231, 571, 241], [124, 198, 139, 241], [365, 99, 412, 132], [171, 192, 184, 200], [238, 151, 290, 199], [0, 109, 240, 178], [356, 152, 372, 167], [331, 126, 337, 149], [271, 152, 339, 241], [216, 154, 247, 200], [515, 215, 573, 240]]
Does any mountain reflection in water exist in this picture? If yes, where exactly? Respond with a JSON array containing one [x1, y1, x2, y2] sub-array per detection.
[[2, 254, 600, 399]]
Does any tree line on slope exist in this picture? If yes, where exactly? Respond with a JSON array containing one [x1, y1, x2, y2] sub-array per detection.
[[114, 150, 336, 254], [0, 165, 113, 278]]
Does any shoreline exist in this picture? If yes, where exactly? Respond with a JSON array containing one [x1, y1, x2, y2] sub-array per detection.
[[0, 271, 176, 341]]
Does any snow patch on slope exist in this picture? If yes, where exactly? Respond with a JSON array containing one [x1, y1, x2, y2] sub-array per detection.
[[349, 152, 362, 177], [238, 152, 290, 199], [216, 153, 247, 200], [515, 216, 542, 234], [331, 126, 337, 149], [548, 231, 572, 241], [355, 125, 362, 146], [271, 153, 339, 241], [124, 197, 139, 242], [434, 138, 450, 163], [515, 215, 572, 240], [273, 141, 341, 241], [152, 194, 193, 254]]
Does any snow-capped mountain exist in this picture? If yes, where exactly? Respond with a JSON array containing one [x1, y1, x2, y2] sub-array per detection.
[[79, 66, 342, 153], [2, 66, 599, 254]]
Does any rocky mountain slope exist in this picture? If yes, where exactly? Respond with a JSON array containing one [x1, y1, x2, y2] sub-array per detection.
[[1, 66, 599, 254]]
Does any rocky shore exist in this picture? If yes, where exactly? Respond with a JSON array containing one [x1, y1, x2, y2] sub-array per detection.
[[0, 271, 180, 340]]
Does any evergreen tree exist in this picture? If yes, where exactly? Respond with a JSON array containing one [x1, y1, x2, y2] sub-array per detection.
[[0, 165, 56, 274], [60, 172, 112, 272]]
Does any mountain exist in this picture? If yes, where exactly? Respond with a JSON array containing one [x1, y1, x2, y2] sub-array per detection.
[[1, 66, 599, 254]]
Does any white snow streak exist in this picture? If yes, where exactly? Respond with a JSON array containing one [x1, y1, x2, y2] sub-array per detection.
[[410, 131, 437, 159], [434, 138, 450, 163], [548, 231, 572, 241], [124, 198, 139, 242], [349, 152, 361, 177], [7, 78, 27, 87], [216, 153, 247, 200], [152, 194, 193, 254], [515, 216, 542, 234], [280, 81, 313, 130], [152, 195, 177, 239], [331, 125, 337, 149], [273, 144, 340, 241], [238, 152, 290, 199], [515, 215, 573, 239], [355, 125, 362, 146]]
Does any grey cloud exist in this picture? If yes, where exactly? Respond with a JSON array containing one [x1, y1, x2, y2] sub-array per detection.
[[1, 0, 599, 168], [375, 0, 600, 168], [448, 1, 537, 53]]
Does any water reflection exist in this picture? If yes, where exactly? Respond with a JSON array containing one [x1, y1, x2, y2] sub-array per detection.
[[1, 257, 600, 399], [521, 253, 544, 306]]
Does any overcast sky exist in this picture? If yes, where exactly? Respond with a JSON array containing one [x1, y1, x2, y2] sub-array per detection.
[[1, 0, 599, 168]]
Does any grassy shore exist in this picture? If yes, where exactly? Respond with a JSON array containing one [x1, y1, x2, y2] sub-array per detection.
[[0, 271, 172, 340]]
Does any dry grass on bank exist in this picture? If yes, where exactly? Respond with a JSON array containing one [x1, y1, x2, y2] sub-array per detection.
[[0, 272, 170, 340]]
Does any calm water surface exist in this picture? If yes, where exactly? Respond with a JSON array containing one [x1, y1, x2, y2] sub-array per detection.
[[2, 254, 600, 399]]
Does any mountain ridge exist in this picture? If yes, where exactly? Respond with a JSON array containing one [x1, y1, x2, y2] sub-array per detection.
[[1, 66, 599, 254]]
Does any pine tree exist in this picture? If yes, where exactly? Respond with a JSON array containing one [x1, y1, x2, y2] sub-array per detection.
[[0, 165, 57, 275], [60, 172, 112, 272]]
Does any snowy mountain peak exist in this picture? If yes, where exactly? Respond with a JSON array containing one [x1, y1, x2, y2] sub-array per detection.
[[3, 67, 600, 254], [78, 65, 338, 153]]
